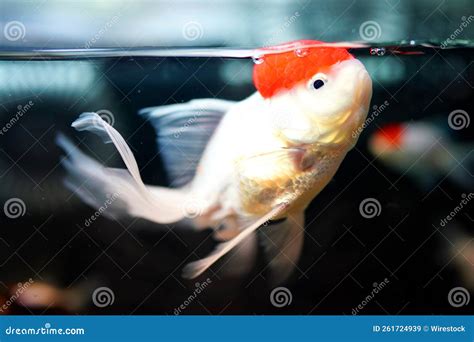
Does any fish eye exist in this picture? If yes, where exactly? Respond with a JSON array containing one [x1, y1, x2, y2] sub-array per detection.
[[312, 79, 325, 89], [308, 73, 327, 90]]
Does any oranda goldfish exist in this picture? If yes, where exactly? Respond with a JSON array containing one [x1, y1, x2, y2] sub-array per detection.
[[57, 40, 372, 285]]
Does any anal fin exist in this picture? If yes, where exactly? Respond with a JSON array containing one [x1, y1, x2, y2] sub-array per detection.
[[182, 203, 289, 279], [259, 211, 305, 285]]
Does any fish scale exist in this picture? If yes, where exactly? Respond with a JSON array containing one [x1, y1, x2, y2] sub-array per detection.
[[237, 143, 346, 217]]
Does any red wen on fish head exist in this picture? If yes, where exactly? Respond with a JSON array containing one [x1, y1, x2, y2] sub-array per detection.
[[253, 40, 354, 98]]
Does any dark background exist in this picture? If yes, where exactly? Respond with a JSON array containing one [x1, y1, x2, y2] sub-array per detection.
[[0, 0, 473, 315]]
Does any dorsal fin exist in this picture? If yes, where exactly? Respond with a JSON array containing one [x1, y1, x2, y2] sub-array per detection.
[[139, 99, 235, 187]]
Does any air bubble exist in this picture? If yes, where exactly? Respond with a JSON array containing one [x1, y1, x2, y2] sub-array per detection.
[[295, 48, 309, 57], [252, 56, 264, 64], [369, 47, 386, 56]]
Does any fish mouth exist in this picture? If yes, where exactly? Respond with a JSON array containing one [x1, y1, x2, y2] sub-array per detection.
[[319, 58, 373, 118]]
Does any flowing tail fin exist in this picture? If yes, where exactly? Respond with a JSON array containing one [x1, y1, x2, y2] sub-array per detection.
[[57, 112, 187, 224]]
